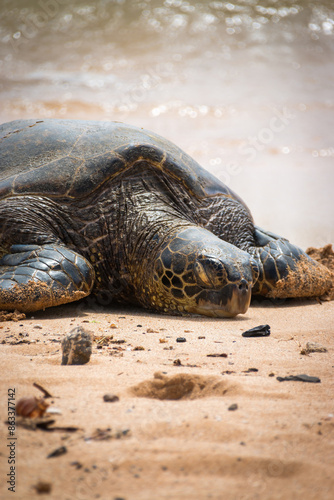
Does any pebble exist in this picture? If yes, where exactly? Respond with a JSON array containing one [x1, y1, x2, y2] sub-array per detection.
[[228, 403, 238, 411], [46, 407, 62, 415], [47, 446, 67, 458], [33, 482, 52, 494], [242, 325, 271, 337], [276, 374, 321, 383], [207, 353, 227, 358], [71, 461, 83, 469], [61, 327, 92, 365], [176, 337, 187, 343], [103, 394, 120, 403]]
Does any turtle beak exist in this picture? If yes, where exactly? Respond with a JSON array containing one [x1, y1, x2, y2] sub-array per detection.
[[206, 279, 252, 317], [185, 279, 252, 317], [190, 255, 253, 317], [222, 279, 252, 317]]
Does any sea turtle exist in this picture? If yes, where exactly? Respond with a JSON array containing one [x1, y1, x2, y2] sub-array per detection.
[[0, 119, 331, 317]]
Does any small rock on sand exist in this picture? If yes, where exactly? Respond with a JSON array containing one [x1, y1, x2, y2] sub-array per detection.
[[103, 394, 120, 403], [228, 403, 238, 411], [61, 326, 92, 365]]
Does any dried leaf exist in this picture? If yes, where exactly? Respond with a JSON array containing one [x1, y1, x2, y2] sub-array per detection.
[[16, 396, 49, 418]]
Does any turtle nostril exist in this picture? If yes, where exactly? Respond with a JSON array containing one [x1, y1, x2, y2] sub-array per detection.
[[238, 279, 248, 292]]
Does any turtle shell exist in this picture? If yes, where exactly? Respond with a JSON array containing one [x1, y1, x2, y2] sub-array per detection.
[[0, 119, 244, 205]]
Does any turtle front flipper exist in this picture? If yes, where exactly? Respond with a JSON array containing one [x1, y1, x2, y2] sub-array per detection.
[[250, 227, 333, 298], [0, 244, 95, 312]]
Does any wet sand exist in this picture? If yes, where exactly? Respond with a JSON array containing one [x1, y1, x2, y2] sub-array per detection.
[[0, 297, 333, 500]]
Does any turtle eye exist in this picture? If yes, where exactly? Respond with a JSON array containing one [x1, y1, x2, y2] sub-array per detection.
[[194, 255, 228, 289]]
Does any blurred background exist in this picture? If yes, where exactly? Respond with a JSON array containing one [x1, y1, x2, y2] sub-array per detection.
[[0, 0, 333, 248]]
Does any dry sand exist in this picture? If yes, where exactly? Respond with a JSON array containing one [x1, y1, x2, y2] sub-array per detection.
[[0, 295, 333, 500]]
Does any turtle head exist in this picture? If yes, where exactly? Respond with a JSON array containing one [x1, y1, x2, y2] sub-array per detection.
[[148, 226, 259, 317]]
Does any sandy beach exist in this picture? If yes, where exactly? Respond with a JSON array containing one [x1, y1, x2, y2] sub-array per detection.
[[1, 1, 334, 499], [0, 295, 333, 500]]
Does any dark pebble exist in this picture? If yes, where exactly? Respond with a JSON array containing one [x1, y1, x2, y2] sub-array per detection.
[[70, 461, 83, 469], [176, 337, 187, 342], [207, 353, 228, 358], [61, 327, 92, 365], [276, 374, 321, 383], [228, 403, 238, 411], [242, 324, 271, 337], [103, 394, 120, 403], [47, 446, 67, 459], [33, 481, 52, 494]]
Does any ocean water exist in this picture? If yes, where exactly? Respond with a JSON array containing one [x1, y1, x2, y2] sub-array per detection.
[[0, 0, 333, 248]]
